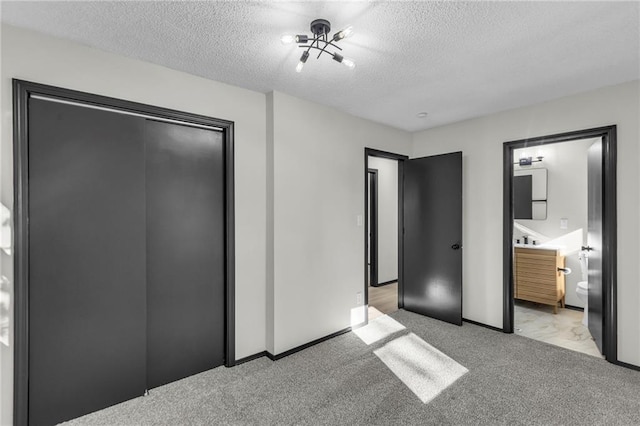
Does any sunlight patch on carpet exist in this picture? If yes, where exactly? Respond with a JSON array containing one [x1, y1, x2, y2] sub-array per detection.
[[353, 314, 406, 345], [374, 332, 468, 403]]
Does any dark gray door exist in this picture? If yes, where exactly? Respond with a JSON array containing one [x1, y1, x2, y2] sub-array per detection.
[[145, 120, 225, 389], [403, 152, 463, 325], [368, 169, 378, 287], [587, 139, 604, 353], [28, 99, 147, 425]]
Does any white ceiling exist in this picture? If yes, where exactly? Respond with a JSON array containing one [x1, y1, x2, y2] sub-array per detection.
[[2, 1, 639, 132]]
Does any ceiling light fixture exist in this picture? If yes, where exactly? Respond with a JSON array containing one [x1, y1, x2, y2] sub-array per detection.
[[281, 19, 355, 73]]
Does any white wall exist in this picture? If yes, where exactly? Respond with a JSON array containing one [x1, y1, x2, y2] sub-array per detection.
[[514, 138, 596, 307], [411, 80, 640, 367], [368, 156, 398, 284], [0, 25, 268, 424], [268, 91, 410, 355]]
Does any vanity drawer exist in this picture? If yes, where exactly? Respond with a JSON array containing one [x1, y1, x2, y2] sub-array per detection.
[[515, 247, 557, 257], [515, 266, 558, 281], [516, 256, 557, 269], [516, 278, 557, 293]]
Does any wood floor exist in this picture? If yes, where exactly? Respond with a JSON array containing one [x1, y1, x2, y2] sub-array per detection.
[[368, 282, 398, 320]]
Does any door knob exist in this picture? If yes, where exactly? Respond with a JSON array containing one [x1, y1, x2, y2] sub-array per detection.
[[581, 246, 594, 251], [451, 243, 461, 250]]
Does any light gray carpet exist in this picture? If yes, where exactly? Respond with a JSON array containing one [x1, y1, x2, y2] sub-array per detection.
[[65, 310, 640, 425]]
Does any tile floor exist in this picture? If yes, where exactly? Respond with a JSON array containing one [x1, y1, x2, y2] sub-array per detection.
[[514, 300, 603, 358]]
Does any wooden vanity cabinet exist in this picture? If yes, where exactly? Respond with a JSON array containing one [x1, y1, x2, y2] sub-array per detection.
[[514, 247, 565, 313]]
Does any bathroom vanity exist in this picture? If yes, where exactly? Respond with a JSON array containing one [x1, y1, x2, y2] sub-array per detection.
[[514, 246, 566, 313]]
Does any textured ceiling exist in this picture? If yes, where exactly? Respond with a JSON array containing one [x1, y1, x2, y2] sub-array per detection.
[[2, 1, 639, 132]]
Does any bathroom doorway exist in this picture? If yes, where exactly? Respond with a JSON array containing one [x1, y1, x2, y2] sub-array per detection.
[[503, 126, 617, 362]]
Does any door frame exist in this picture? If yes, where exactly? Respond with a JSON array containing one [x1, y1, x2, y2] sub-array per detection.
[[367, 168, 379, 287], [12, 79, 236, 425], [502, 125, 617, 362], [364, 149, 408, 312]]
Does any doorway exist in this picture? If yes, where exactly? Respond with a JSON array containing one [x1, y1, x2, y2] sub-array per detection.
[[365, 151, 404, 320], [364, 148, 463, 326], [503, 126, 617, 362], [13, 80, 236, 425]]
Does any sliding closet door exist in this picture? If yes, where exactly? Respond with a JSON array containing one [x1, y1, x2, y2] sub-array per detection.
[[145, 120, 225, 388], [28, 99, 147, 425]]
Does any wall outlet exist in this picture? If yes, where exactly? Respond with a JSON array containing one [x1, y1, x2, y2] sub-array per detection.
[[356, 292, 363, 305]]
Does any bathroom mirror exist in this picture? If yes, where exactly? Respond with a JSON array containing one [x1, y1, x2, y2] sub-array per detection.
[[513, 168, 547, 220]]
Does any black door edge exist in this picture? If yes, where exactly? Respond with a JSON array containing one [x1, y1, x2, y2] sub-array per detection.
[[367, 169, 378, 287]]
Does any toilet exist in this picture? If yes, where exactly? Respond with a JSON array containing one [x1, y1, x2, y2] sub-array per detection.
[[576, 250, 589, 326]]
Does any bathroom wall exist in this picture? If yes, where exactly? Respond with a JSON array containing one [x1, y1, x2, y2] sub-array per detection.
[[514, 137, 597, 307], [368, 156, 398, 284]]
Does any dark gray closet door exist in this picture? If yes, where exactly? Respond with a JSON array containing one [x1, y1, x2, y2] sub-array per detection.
[[403, 152, 463, 325], [28, 99, 147, 425], [145, 120, 225, 389]]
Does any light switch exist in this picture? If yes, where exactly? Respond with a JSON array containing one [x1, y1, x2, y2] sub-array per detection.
[[357, 214, 363, 227], [560, 218, 568, 229]]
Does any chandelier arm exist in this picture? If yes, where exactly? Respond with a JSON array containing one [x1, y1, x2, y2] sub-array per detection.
[[316, 34, 332, 60], [301, 38, 315, 58], [310, 35, 321, 55], [321, 33, 344, 51], [299, 45, 344, 55], [298, 41, 342, 52], [298, 35, 325, 60], [316, 34, 342, 59]]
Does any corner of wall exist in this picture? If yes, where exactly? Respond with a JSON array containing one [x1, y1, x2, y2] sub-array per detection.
[[265, 92, 275, 354]]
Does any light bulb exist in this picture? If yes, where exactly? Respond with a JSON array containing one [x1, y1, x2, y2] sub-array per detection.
[[342, 58, 356, 70], [333, 25, 354, 41], [280, 34, 295, 45], [296, 51, 309, 73]]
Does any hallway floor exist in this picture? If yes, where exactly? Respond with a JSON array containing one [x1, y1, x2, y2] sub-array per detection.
[[514, 300, 602, 358], [368, 282, 398, 320]]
